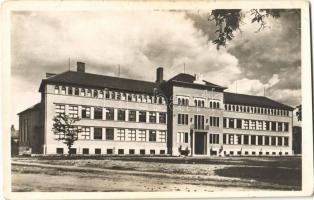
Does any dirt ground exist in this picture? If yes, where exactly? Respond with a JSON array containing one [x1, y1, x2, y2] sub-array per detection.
[[11, 156, 301, 192]]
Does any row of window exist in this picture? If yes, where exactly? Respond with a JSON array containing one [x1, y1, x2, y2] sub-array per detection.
[[56, 148, 166, 155], [224, 103, 289, 116], [222, 134, 289, 146], [56, 104, 167, 124], [54, 85, 166, 105], [222, 150, 289, 156], [223, 118, 289, 132], [55, 127, 166, 142], [177, 96, 221, 109]]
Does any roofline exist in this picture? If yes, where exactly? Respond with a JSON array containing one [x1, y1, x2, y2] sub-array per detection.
[[170, 80, 227, 91], [39, 71, 160, 94], [18, 103, 41, 115], [224, 92, 294, 111]]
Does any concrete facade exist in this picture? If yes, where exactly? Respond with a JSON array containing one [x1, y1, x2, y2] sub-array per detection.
[[18, 64, 294, 156]]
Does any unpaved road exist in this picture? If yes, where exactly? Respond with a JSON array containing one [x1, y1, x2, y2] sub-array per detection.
[[11, 156, 301, 192]]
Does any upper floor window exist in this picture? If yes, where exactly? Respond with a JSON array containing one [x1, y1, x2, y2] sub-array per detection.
[[117, 129, 125, 141], [149, 130, 156, 142], [68, 105, 78, 118], [128, 129, 136, 141], [79, 127, 90, 140], [209, 101, 220, 109], [178, 114, 188, 125], [81, 107, 91, 119], [159, 113, 166, 124], [158, 131, 166, 142], [80, 89, 85, 96], [94, 128, 102, 140], [177, 96, 189, 106], [61, 86, 66, 94], [106, 108, 114, 120], [106, 128, 114, 140], [54, 86, 59, 94], [117, 109, 126, 121], [194, 115, 204, 130], [55, 104, 65, 115], [93, 90, 98, 98], [74, 88, 79, 95], [94, 107, 103, 119], [149, 112, 156, 123], [68, 87, 73, 95], [128, 110, 136, 122], [99, 90, 104, 98], [194, 99, 205, 108], [138, 130, 146, 141], [139, 111, 147, 123]]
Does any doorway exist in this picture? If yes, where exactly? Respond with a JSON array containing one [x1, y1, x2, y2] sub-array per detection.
[[194, 132, 206, 155]]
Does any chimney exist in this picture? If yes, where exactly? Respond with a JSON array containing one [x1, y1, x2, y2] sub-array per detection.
[[156, 67, 163, 83], [77, 62, 85, 72]]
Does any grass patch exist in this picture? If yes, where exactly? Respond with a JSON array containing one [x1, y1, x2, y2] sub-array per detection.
[[214, 166, 301, 189]]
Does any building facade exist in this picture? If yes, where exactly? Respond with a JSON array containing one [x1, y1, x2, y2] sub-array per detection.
[[18, 62, 294, 156]]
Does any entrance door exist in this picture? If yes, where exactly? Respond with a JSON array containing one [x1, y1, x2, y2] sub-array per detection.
[[194, 132, 206, 155]]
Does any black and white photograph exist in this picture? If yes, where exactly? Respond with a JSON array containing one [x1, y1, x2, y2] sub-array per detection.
[[2, 0, 313, 199]]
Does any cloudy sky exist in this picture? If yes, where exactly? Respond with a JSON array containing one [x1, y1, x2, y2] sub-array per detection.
[[11, 9, 301, 127]]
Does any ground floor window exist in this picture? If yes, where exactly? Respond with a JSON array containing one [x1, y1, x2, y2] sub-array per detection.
[[70, 148, 76, 154], [95, 148, 101, 154], [82, 148, 89, 154], [150, 150, 155, 155], [272, 152, 276, 155], [129, 149, 135, 154], [107, 149, 113, 154], [160, 150, 165, 155], [56, 148, 63, 154], [118, 149, 124, 154], [140, 149, 145, 155]]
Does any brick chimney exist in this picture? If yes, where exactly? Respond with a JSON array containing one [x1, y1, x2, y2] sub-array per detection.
[[77, 62, 85, 72], [156, 67, 163, 83]]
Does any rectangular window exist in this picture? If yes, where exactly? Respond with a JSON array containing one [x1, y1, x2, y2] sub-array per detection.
[[139, 111, 147, 123], [56, 148, 64, 154], [117, 129, 125, 141], [138, 130, 146, 141], [117, 109, 126, 121], [140, 149, 145, 155], [229, 134, 234, 144], [223, 118, 227, 128], [243, 120, 249, 129], [178, 114, 188, 125], [284, 137, 289, 146], [55, 104, 65, 115], [278, 122, 283, 132], [128, 129, 136, 141], [271, 122, 276, 131], [271, 136, 276, 146], [284, 123, 289, 132], [184, 132, 188, 143], [159, 113, 166, 124], [128, 110, 136, 122], [95, 148, 101, 154], [68, 87, 73, 95], [236, 119, 241, 129], [106, 108, 114, 120], [68, 105, 78, 118], [250, 120, 256, 130], [129, 149, 135, 154], [74, 88, 79, 95], [149, 112, 156, 123], [79, 127, 90, 140], [251, 135, 256, 145], [265, 136, 270, 145], [81, 107, 91, 119], [229, 118, 235, 128], [278, 137, 283, 146], [107, 149, 113, 154], [94, 128, 102, 140], [256, 121, 263, 130], [149, 130, 156, 142], [243, 135, 249, 145], [106, 128, 114, 140], [150, 150, 155, 155], [209, 134, 219, 144], [82, 148, 89, 154], [118, 149, 124, 155], [223, 134, 226, 144], [70, 148, 76, 154], [160, 150, 165, 155], [158, 131, 166, 142], [194, 115, 204, 130], [94, 107, 103, 119], [258, 136, 263, 145]]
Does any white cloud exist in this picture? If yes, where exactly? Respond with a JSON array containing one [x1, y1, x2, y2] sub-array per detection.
[[11, 11, 241, 127]]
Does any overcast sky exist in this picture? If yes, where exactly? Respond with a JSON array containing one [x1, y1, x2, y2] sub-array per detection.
[[11, 10, 301, 127]]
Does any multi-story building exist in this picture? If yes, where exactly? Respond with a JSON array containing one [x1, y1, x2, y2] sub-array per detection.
[[18, 62, 294, 156]]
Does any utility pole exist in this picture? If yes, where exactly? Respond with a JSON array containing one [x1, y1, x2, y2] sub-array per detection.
[[68, 58, 71, 71]]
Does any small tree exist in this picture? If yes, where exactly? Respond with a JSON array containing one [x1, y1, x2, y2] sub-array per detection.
[[52, 113, 81, 156]]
